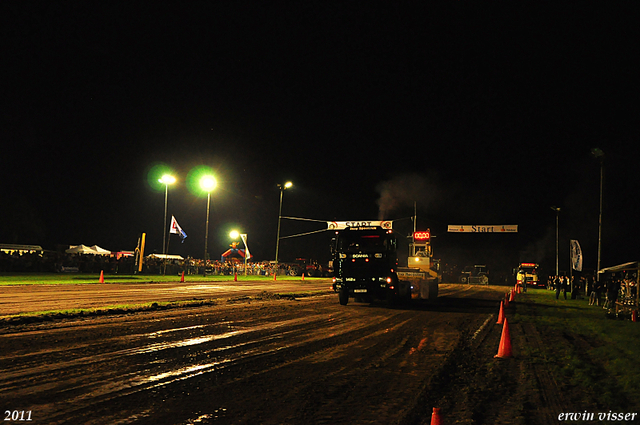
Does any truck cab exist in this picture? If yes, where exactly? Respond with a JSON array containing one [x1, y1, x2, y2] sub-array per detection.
[[331, 226, 401, 305], [516, 263, 541, 288]]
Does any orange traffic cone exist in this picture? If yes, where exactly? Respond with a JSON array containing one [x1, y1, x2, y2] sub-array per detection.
[[504, 295, 509, 308], [99, 270, 104, 284], [302, 273, 305, 281], [632, 310, 637, 322], [497, 300, 505, 324], [273, 272, 277, 281], [509, 289, 515, 303], [234, 271, 238, 282], [430, 407, 442, 425], [180, 271, 185, 283], [495, 317, 513, 358]]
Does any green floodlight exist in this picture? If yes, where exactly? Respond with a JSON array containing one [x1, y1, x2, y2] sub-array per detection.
[[201, 175, 217, 192], [159, 174, 176, 185], [147, 163, 176, 191], [187, 165, 218, 196]]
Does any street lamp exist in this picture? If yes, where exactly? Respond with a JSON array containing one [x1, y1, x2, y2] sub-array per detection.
[[274, 181, 293, 274], [230, 230, 249, 276], [158, 174, 176, 257], [551, 206, 561, 276], [200, 175, 217, 262]]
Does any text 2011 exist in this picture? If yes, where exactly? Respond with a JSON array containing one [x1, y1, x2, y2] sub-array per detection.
[[4, 411, 32, 421]]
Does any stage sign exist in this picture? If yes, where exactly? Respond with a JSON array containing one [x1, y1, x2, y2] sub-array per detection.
[[447, 225, 518, 233]]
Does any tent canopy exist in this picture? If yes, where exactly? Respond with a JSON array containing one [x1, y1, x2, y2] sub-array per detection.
[[147, 254, 184, 260], [598, 261, 639, 274], [91, 245, 111, 255], [66, 244, 111, 255]]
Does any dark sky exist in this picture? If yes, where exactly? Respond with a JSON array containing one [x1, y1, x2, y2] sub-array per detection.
[[2, 2, 638, 275]]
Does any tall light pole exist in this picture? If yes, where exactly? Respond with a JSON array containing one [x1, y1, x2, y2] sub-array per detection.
[[551, 206, 561, 276], [274, 181, 293, 273], [591, 148, 605, 282], [200, 175, 217, 262], [159, 174, 176, 257]]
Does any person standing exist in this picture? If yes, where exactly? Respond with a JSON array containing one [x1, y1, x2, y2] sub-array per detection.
[[606, 277, 620, 309], [555, 275, 562, 299]]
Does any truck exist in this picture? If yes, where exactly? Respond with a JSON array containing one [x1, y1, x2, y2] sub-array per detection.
[[291, 258, 331, 277], [515, 263, 541, 288], [331, 224, 439, 305]]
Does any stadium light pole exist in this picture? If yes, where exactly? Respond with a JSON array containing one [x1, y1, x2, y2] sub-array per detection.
[[230, 230, 248, 276], [159, 174, 176, 257], [591, 148, 605, 282], [551, 206, 561, 276], [274, 181, 293, 274], [200, 175, 217, 262]]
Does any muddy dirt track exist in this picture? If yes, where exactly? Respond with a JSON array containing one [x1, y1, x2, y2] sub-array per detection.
[[0, 284, 556, 424], [0, 279, 333, 316]]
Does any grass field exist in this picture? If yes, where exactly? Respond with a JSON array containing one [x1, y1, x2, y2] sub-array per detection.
[[0, 273, 326, 285], [515, 289, 640, 410]]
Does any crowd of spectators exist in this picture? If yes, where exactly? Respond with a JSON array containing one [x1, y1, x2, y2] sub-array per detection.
[[0, 250, 137, 274], [0, 249, 316, 277], [546, 272, 638, 316]]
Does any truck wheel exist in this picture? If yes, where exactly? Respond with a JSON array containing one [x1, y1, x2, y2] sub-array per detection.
[[338, 288, 349, 305], [386, 291, 396, 306], [459, 276, 468, 284]]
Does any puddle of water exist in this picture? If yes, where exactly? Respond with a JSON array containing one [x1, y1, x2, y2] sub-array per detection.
[[185, 409, 226, 424], [147, 324, 207, 338]]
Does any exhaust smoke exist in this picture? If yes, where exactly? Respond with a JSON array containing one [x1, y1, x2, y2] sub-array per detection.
[[376, 173, 440, 220]]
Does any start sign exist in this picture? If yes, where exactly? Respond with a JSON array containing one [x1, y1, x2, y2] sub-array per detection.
[[413, 230, 430, 241]]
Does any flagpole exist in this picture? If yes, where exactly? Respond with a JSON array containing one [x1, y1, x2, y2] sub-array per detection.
[[164, 232, 171, 276], [569, 241, 573, 294]]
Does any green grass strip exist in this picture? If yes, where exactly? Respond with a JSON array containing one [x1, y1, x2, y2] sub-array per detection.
[[515, 288, 640, 409], [0, 273, 328, 285]]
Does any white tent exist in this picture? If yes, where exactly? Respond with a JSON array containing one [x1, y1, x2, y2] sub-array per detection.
[[91, 245, 111, 255], [598, 261, 639, 274], [598, 261, 639, 307], [66, 245, 111, 255], [147, 254, 184, 260]]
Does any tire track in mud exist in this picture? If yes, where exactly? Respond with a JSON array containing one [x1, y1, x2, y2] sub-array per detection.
[[1, 301, 417, 423], [0, 286, 505, 424]]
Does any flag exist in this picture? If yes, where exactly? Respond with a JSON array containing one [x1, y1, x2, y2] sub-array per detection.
[[570, 239, 583, 271], [240, 233, 251, 259], [170, 216, 187, 243]]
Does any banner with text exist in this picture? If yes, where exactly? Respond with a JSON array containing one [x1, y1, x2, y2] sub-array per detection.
[[570, 239, 583, 271], [447, 225, 518, 233], [328, 221, 393, 230]]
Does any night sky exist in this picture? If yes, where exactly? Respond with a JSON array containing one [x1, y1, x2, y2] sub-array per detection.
[[2, 2, 638, 276]]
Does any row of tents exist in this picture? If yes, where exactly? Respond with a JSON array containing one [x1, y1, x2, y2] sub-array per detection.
[[64, 245, 184, 261], [65, 244, 112, 255]]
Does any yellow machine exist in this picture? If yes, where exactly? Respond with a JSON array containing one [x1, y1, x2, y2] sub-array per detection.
[[397, 229, 440, 300]]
